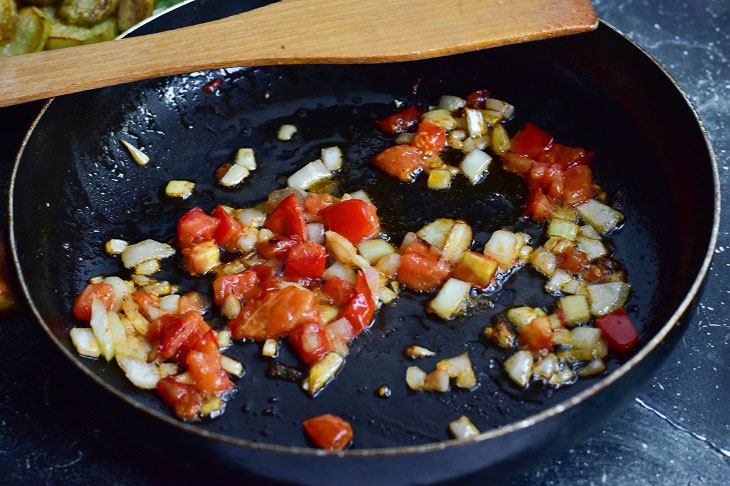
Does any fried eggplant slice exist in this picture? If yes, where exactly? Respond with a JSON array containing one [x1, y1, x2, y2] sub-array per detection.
[[0, 0, 18, 47], [1, 7, 50, 57], [58, 0, 119, 26], [116, 0, 153, 32]]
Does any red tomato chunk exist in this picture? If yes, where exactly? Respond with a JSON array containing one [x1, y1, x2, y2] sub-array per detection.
[[339, 271, 376, 335], [72, 283, 114, 321], [322, 276, 355, 306], [212, 270, 260, 306], [178, 207, 219, 249], [212, 205, 245, 250], [397, 241, 451, 292], [595, 309, 638, 352], [321, 199, 380, 244], [411, 119, 446, 155], [563, 165, 594, 206], [156, 377, 203, 421], [228, 286, 318, 340], [302, 414, 353, 451], [510, 122, 554, 159], [375, 106, 421, 134], [285, 241, 328, 279], [465, 89, 491, 109], [264, 194, 308, 241], [372, 145, 424, 182], [289, 320, 331, 366]]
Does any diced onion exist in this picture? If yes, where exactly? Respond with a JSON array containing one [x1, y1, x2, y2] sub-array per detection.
[[533, 354, 558, 380], [307, 223, 325, 245], [569, 327, 603, 361], [105, 239, 128, 255], [321, 146, 343, 171], [483, 98, 515, 118], [484, 229, 518, 267], [103, 276, 131, 312], [587, 282, 631, 316], [107, 311, 128, 356], [406, 366, 427, 390], [507, 307, 536, 329], [159, 294, 180, 313], [401, 232, 417, 250], [395, 133, 415, 145], [221, 355, 244, 377], [504, 350, 533, 387], [302, 352, 343, 395], [464, 108, 486, 137], [134, 259, 160, 276], [442, 222, 472, 264], [90, 297, 114, 361], [236, 208, 267, 227], [428, 278, 470, 319], [262, 338, 279, 357], [165, 180, 195, 199], [404, 345, 436, 359], [218, 329, 231, 349], [350, 190, 371, 203], [423, 369, 450, 392], [375, 253, 401, 277], [545, 270, 572, 294], [116, 357, 161, 389], [580, 224, 601, 240], [576, 236, 607, 261], [559, 295, 591, 325], [277, 124, 298, 141], [70, 328, 101, 358], [323, 261, 357, 284], [547, 219, 579, 241], [460, 148, 492, 184], [357, 239, 394, 264], [449, 416, 480, 439], [577, 358, 606, 377], [529, 247, 557, 277], [219, 164, 250, 187], [427, 169, 452, 190], [121, 239, 175, 269], [422, 109, 456, 130], [119, 139, 149, 166], [417, 219, 455, 248], [221, 294, 241, 320], [201, 398, 223, 416], [436, 353, 477, 389], [287, 160, 332, 190], [438, 95, 466, 111], [235, 148, 257, 170], [575, 199, 624, 234]]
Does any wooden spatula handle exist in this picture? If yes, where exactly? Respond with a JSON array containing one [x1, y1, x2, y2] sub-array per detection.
[[0, 0, 597, 107]]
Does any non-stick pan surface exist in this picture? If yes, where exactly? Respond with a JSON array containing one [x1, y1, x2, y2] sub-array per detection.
[[9, 0, 718, 483]]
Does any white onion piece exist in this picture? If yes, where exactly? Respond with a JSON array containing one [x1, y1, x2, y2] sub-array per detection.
[[464, 108, 486, 137], [417, 219, 454, 248], [405, 366, 427, 390], [352, 254, 381, 303], [350, 190, 372, 203], [268, 188, 307, 206], [302, 352, 343, 395], [587, 282, 631, 316], [449, 416, 480, 439], [261, 338, 279, 358], [484, 229, 518, 267], [287, 160, 332, 190], [103, 276, 131, 312], [90, 297, 114, 361], [219, 164, 250, 187], [530, 247, 557, 276], [221, 355, 244, 377], [438, 95, 466, 111], [116, 357, 161, 389], [325, 231, 358, 265], [307, 223, 325, 245], [460, 148, 492, 184], [533, 354, 558, 380], [375, 253, 401, 277], [104, 239, 128, 255], [323, 261, 357, 284], [159, 294, 181, 314], [236, 208, 267, 227], [400, 231, 417, 250], [576, 236, 607, 261], [357, 239, 394, 264], [504, 350, 533, 387], [121, 240, 174, 269], [442, 222, 472, 264], [428, 278, 470, 319], [321, 146, 343, 171], [107, 311, 128, 356], [119, 139, 149, 166], [506, 307, 536, 328], [70, 328, 101, 358], [545, 270, 572, 294], [234, 148, 257, 170], [575, 199, 624, 234], [165, 180, 195, 199]]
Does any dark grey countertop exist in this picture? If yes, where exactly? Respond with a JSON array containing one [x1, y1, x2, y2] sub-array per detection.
[[1, 0, 728, 484]]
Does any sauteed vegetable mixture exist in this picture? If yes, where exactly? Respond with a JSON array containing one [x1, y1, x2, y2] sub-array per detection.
[[69, 88, 637, 450]]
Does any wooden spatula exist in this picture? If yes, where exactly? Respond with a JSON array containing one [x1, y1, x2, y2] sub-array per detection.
[[0, 0, 597, 107]]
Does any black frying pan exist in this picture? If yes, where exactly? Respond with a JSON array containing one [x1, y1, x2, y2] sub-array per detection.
[[8, 0, 718, 483]]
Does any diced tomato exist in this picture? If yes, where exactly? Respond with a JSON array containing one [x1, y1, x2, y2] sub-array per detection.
[[523, 188, 555, 222], [302, 414, 353, 451], [511, 123, 554, 159], [178, 291, 206, 315], [325, 318, 354, 355], [556, 247, 590, 274], [215, 163, 232, 181], [177, 207, 220, 249], [182, 240, 220, 275], [185, 334, 233, 395], [563, 165, 594, 206], [580, 264, 605, 282], [157, 377, 203, 421], [289, 320, 331, 366], [72, 283, 114, 321], [339, 271, 375, 335], [285, 241, 328, 279], [153, 310, 208, 361], [264, 194, 308, 241], [546, 169, 565, 202], [251, 264, 276, 281], [595, 309, 638, 353], [131, 290, 161, 320], [321, 199, 381, 244], [411, 119, 446, 155], [256, 235, 300, 260], [322, 276, 355, 306], [397, 240, 451, 292], [375, 106, 422, 134], [304, 193, 336, 216], [372, 145, 424, 182], [519, 316, 553, 352], [502, 152, 534, 175], [228, 286, 318, 340], [212, 205, 245, 250], [212, 270, 260, 306], [465, 89, 491, 109], [538, 143, 593, 169]]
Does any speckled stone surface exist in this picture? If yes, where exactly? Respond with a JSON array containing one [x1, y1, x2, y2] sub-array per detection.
[[0, 0, 728, 484]]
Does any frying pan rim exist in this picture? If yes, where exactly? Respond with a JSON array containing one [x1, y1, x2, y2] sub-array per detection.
[[7, 5, 720, 457]]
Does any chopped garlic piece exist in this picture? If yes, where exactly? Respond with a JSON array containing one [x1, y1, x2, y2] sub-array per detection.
[[119, 139, 150, 166], [218, 330, 231, 349], [321, 146, 343, 171], [165, 180, 195, 199], [277, 124, 298, 141], [105, 239, 128, 255], [234, 148, 257, 170], [287, 160, 332, 190], [449, 416, 480, 439], [134, 259, 160, 275], [219, 164, 250, 187], [201, 397, 223, 416], [262, 338, 279, 358], [302, 352, 343, 395], [221, 355, 244, 377], [405, 345, 436, 359]]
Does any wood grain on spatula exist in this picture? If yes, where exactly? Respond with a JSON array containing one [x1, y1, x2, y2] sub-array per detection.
[[0, 0, 597, 107]]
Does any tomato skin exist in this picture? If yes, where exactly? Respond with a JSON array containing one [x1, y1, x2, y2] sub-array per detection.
[[228, 286, 318, 340], [186, 349, 233, 395], [595, 309, 638, 352], [153, 311, 208, 361], [157, 377, 203, 421], [322, 277, 355, 306], [563, 165, 594, 205], [302, 414, 353, 451], [178, 291, 206, 315], [256, 235, 300, 260], [285, 241, 328, 279], [264, 194, 308, 241], [411, 119, 447, 155], [557, 247, 590, 274], [519, 317, 554, 352], [289, 320, 331, 366], [538, 143, 594, 169], [372, 145, 424, 182], [339, 271, 375, 335], [304, 193, 336, 216], [397, 241, 451, 292], [73, 283, 114, 321], [178, 207, 220, 249], [212, 205, 245, 250], [212, 270, 260, 306], [502, 152, 534, 174], [465, 89, 491, 109], [321, 199, 381, 244], [375, 106, 422, 134], [523, 188, 555, 222], [511, 123, 554, 159]]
